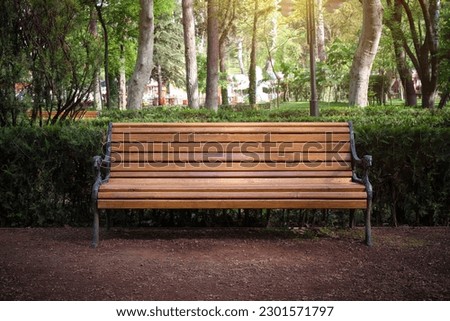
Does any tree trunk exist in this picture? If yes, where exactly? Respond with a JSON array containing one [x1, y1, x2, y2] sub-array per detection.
[[88, 8, 103, 110], [348, 0, 383, 107], [127, 0, 154, 110], [218, 0, 237, 107], [249, 0, 259, 107], [395, 0, 440, 109], [182, 0, 199, 109], [316, 0, 327, 62], [95, 3, 111, 109], [438, 91, 449, 109], [205, 0, 220, 111], [118, 44, 127, 110], [237, 38, 245, 74], [219, 40, 229, 105], [157, 64, 163, 106], [394, 46, 417, 106], [387, 0, 417, 106]]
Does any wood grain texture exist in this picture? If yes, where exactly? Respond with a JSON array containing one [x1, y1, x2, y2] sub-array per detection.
[[97, 122, 368, 210], [98, 199, 367, 209]]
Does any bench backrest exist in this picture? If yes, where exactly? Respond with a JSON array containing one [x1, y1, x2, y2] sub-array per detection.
[[106, 122, 354, 181]]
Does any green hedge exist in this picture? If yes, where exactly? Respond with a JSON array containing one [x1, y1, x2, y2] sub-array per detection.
[[356, 125, 450, 226], [0, 105, 449, 227], [0, 124, 103, 226]]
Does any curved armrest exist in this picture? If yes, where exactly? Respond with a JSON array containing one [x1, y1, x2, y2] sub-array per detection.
[[348, 122, 373, 199], [93, 155, 103, 180], [362, 155, 372, 170]]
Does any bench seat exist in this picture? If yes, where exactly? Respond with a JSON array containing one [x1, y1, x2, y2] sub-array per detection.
[[91, 122, 373, 247], [98, 178, 367, 209]]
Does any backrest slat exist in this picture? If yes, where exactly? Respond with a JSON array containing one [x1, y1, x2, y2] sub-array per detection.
[[109, 122, 353, 179]]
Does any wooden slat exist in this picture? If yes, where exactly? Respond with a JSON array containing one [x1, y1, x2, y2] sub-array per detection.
[[98, 191, 367, 200], [111, 142, 351, 153], [112, 126, 350, 134], [109, 170, 353, 178], [100, 185, 364, 193], [111, 152, 352, 163], [103, 177, 354, 186], [112, 122, 350, 128], [97, 199, 367, 209], [111, 133, 350, 143], [109, 162, 351, 172]]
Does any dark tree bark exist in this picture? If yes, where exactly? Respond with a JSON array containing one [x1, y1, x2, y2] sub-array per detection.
[[438, 92, 449, 108], [396, 0, 441, 108], [386, 0, 417, 107]]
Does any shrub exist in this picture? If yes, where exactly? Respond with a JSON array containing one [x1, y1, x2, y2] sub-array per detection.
[[0, 104, 448, 227], [0, 124, 103, 226]]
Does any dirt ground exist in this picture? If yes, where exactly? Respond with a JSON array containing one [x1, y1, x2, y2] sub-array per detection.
[[0, 226, 449, 301]]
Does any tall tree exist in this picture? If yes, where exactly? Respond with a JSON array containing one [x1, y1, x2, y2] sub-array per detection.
[[182, 0, 199, 109], [438, 1, 450, 108], [0, 0, 26, 126], [153, 6, 185, 105], [95, 0, 111, 109], [21, 0, 99, 124], [119, 44, 127, 110], [249, 0, 259, 107], [127, 0, 155, 110], [237, 38, 246, 74], [385, 0, 417, 107], [348, 0, 383, 107], [219, 0, 238, 106], [205, 0, 220, 111], [394, 0, 441, 108], [317, 0, 327, 62], [88, 7, 103, 110]]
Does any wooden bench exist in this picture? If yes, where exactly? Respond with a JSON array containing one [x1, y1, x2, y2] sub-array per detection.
[[27, 110, 99, 120], [91, 122, 373, 247]]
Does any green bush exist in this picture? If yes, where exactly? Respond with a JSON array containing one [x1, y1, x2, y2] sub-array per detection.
[[0, 124, 103, 226], [355, 125, 450, 226], [0, 104, 449, 227]]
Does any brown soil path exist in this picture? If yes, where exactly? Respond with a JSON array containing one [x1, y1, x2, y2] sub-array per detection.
[[0, 227, 448, 300]]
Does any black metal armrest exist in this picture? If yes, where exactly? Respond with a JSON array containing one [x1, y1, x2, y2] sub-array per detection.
[[348, 122, 373, 194], [354, 154, 372, 186], [93, 155, 103, 177]]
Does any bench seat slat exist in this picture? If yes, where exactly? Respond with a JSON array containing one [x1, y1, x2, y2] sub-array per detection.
[[97, 199, 367, 209], [100, 185, 365, 193], [103, 177, 354, 185], [110, 162, 351, 172], [109, 170, 352, 178], [98, 191, 367, 200]]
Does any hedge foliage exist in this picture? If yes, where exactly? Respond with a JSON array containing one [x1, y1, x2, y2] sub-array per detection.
[[0, 125, 103, 226], [0, 104, 449, 227]]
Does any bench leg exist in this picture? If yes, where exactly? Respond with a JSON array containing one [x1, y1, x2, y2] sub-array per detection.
[[106, 211, 110, 231], [365, 200, 373, 246], [92, 206, 99, 248], [349, 209, 355, 228]]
